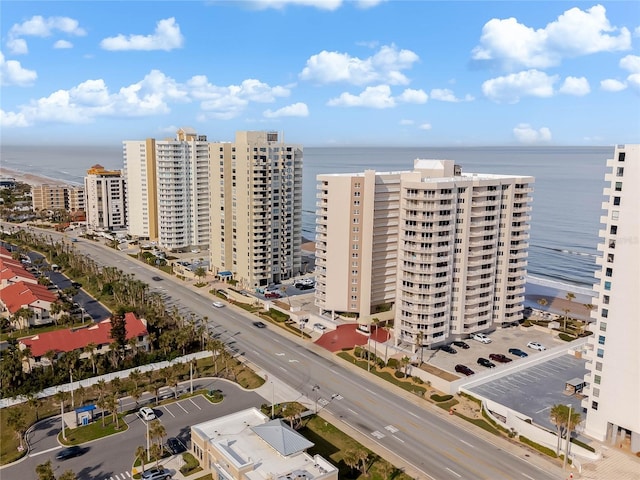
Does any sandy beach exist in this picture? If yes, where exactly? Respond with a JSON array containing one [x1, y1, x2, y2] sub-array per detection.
[[0, 166, 67, 187]]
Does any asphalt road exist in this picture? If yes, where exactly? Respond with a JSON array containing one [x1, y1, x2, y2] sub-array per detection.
[[1, 227, 566, 480]]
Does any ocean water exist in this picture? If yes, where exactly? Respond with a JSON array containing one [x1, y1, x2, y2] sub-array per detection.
[[1, 144, 611, 290]]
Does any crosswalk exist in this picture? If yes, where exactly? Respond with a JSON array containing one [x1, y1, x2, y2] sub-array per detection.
[[104, 472, 131, 480]]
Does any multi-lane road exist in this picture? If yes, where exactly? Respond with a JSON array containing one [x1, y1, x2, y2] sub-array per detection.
[[1, 228, 565, 479]]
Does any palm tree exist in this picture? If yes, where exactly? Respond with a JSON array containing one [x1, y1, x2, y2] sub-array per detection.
[[564, 292, 576, 332], [105, 394, 120, 429], [401, 356, 411, 378], [536, 297, 548, 315], [550, 404, 567, 455], [26, 393, 42, 421], [7, 408, 27, 451], [149, 419, 166, 449], [565, 409, 583, 459], [343, 448, 361, 475], [135, 445, 147, 473], [581, 303, 595, 336], [83, 343, 97, 374], [58, 471, 78, 480], [35, 460, 56, 480], [282, 402, 305, 429]]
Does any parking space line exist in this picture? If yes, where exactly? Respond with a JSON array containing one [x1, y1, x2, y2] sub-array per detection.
[[176, 401, 189, 413], [189, 398, 201, 410], [163, 405, 176, 418]]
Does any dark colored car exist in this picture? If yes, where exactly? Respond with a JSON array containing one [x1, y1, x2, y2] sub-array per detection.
[[452, 341, 470, 349], [166, 437, 187, 455], [253, 321, 267, 328], [265, 291, 281, 298], [477, 357, 496, 368], [508, 348, 528, 358], [71, 281, 82, 288], [295, 283, 314, 290], [55, 446, 84, 460], [489, 353, 513, 363], [455, 364, 474, 376], [439, 344, 457, 354], [152, 276, 162, 281]]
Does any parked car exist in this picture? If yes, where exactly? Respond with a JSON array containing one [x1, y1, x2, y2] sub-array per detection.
[[439, 344, 457, 354], [489, 353, 512, 363], [477, 357, 496, 368], [212, 301, 224, 308], [455, 364, 474, 376], [141, 467, 172, 480], [295, 283, 314, 290], [253, 321, 267, 328], [55, 446, 84, 460], [313, 323, 327, 331], [452, 340, 470, 349], [265, 291, 281, 298], [508, 348, 528, 358], [470, 333, 492, 344], [138, 406, 156, 421], [166, 437, 187, 455], [527, 341, 547, 351], [152, 276, 162, 281]]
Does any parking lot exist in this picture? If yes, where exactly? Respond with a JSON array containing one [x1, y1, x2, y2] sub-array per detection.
[[423, 327, 563, 376]]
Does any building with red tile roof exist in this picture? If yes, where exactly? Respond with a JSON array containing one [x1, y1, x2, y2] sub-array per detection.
[[19, 312, 148, 367], [0, 256, 37, 287], [0, 280, 58, 327]]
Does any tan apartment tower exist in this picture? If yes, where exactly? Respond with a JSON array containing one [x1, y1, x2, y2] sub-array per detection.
[[315, 159, 534, 350], [209, 131, 303, 289], [84, 164, 126, 232], [582, 144, 640, 452], [123, 128, 210, 250]]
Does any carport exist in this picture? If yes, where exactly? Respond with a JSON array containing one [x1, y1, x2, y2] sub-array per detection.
[[216, 270, 233, 280], [564, 377, 586, 395]]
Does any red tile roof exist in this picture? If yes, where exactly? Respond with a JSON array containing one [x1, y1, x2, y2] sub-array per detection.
[[0, 257, 36, 283], [0, 281, 58, 314], [20, 312, 148, 357]]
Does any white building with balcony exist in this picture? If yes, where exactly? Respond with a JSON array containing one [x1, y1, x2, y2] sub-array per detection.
[[582, 144, 640, 453], [315, 159, 534, 349]]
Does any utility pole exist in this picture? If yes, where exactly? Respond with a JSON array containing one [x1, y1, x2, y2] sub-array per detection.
[[271, 382, 275, 419], [146, 420, 150, 462], [69, 370, 74, 409], [61, 399, 67, 441]]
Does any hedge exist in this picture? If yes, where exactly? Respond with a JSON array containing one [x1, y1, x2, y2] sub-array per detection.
[[518, 435, 557, 458]]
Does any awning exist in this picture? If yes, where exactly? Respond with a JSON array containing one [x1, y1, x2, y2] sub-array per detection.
[[217, 271, 233, 277]]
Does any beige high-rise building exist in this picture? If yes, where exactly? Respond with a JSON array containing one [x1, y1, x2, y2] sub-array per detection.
[[582, 144, 640, 452], [84, 164, 126, 231], [209, 131, 303, 289], [123, 128, 210, 250], [315, 159, 534, 349]]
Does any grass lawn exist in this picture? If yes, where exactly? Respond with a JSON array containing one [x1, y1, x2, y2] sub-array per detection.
[[59, 413, 128, 445]]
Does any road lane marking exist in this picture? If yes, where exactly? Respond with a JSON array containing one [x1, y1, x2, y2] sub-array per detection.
[[347, 408, 358, 415], [276, 352, 285, 356], [371, 430, 385, 439], [176, 401, 189, 413], [522, 474, 536, 480], [459, 439, 474, 448], [29, 445, 61, 457], [392, 434, 405, 443], [189, 398, 201, 410], [385, 425, 399, 433], [408, 411, 420, 418], [446, 467, 462, 478], [279, 366, 287, 372]]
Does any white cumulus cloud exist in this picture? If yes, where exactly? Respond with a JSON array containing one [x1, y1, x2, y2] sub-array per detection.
[[399, 119, 414, 125], [263, 102, 309, 118], [559, 76, 590, 96], [100, 17, 184, 51], [397, 88, 428, 104], [7, 15, 86, 55], [54, 40, 73, 49], [418, 123, 432, 131], [472, 5, 631, 70], [0, 52, 37, 87], [513, 124, 552, 144], [600, 79, 627, 92], [327, 85, 396, 108], [299, 44, 419, 86], [429, 88, 474, 102], [228, 0, 384, 10], [482, 70, 557, 103]]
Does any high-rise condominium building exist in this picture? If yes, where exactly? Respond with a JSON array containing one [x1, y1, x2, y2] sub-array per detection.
[[123, 128, 210, 250], [84, 164, 126, 231], [582, 144, 639, 453], [209, 131, 303, 289], [315, 159, 534, 349]]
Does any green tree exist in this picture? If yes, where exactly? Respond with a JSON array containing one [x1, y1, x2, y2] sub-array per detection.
[[135, 445, 147, 472], [564, 292, 576, 332], [7, 408, 28, 451], [401, 355, 411, 377], [550, 404, 567, 455], [343, 448, 360, 475], [282, 402, 305, 429], [58, 470, 78, 480], [35, 460, 56, 480], [110, 314, 127, 361]]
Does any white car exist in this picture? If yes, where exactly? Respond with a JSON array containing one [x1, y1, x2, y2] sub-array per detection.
[[470, 333, 492, 344], [212, 301, 224, 308], [138, 407, 156, 421], [313, 323, 327, 331], [527, 341, 546, 351]]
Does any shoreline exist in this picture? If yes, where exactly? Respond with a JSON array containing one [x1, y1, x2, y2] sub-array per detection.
[[0, 166, 68, 187]]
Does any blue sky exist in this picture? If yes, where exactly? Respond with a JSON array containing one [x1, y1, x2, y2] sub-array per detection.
[[1, 1, 639, 146]]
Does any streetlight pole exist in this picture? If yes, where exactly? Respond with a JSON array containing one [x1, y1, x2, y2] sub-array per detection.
[[69, 369, 75, 409], [146, 420, 150, 463], [312, 385, 320, 414], [60, 399, 67, 441], [563, 403, 572, 470], [271, 381, 275, 419]]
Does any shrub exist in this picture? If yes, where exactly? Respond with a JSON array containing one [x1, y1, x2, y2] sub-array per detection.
[[430, 394, 453, 402], [387, 358, 399, 370], [571, 437, 596, 452], [394, 371, 405, 379], [559, 332, 576, 342], [519, 435, 557, 458]]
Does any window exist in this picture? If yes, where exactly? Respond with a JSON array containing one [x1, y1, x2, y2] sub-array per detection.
[[600, 322, 607, 331], [616, 167, 624, 177], [615, 182, 622, 191], [595, 361, 602, 371], [604, 281, 611, 291], [598, 335, 606, 345], [618, 152, 625, 162], [602, 295, 609, 305], [597, 348, 604, 358], [592, 401, 598, 410], [612, 211, 619, 221], [593, 388, 600, 398], [607, 253, 614, 263], [605, 268, 613, 277], [613, 197, 621, 206], [594, 374, 601, 385], [601, 309, 608, 318]]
